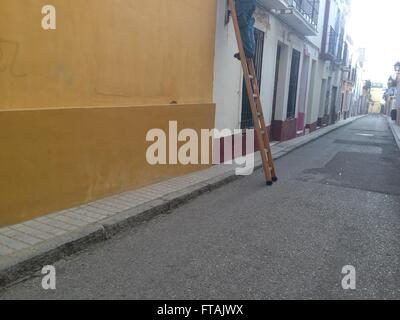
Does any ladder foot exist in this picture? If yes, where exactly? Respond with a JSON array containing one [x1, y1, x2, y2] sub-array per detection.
[[272, 176, 278, 182], [266, 181, 273, 186]]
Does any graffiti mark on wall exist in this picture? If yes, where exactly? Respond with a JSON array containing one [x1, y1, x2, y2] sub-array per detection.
[[0, 39, 27, 78]]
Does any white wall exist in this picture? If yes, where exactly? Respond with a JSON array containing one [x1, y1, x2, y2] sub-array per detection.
[[213, 0, 243, 132], [254, 10, 274, 124], [307, 0, 327, 49], [213, 3, 305, 130], [253, 11, 307, 124], [213, 1, 328, 133]]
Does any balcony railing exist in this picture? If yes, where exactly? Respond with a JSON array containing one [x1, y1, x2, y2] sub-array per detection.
[[321, 26, 349, 64], [327, 27, 338, 57], [263, 0, 320, 35], [286, 0, 320, 28]]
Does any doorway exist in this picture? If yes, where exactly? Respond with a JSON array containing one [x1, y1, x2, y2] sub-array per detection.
[[306, 60, 317, 127], [324, 77, 332, 121], [271, 44, 282, 125], [330, 86, 338, 124], [287, 49, 301, 119]]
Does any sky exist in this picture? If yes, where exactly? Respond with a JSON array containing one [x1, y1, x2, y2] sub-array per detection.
[[347, 0, 400, 84]]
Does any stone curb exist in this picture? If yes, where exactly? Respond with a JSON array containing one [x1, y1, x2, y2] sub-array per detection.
[[0, 224, 106, 288], [0, 116, 365, 289]]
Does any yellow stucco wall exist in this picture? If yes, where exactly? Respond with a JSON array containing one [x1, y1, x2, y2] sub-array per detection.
[[0, 0, 216, 108], [0, 0, 217, 226], [0, 104, 215, 226], [369, 88, 384, 113]]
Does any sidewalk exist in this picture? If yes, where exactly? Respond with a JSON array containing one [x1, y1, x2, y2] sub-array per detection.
[[0, 115, 365, 287], [387, 116, 400, 150]]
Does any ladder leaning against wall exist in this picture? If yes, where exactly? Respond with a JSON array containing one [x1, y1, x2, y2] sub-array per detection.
[[227, 0, 278, 186]]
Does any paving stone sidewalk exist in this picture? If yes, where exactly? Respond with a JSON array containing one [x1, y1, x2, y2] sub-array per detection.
[[388, 116, 400, 150], [0, 116, 365, 287]]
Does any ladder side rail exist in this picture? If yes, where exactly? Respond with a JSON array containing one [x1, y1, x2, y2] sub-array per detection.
[[247, 60, 278, 179], [227, 0, 273, 184]]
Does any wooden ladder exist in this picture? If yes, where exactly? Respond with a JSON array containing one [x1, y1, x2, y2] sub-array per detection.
[[228, 0, 277, 186]]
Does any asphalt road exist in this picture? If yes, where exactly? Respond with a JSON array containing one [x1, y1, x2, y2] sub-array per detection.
[[1, 115, 399, 300]]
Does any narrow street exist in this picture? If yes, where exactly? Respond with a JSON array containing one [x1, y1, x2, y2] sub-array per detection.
[[1, 115, 399, 300]]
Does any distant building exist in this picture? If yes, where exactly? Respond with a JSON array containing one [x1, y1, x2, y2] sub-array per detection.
[[369, 83, 385, 114], [350, 48, 369, 116], [317, 0, 352, 125]]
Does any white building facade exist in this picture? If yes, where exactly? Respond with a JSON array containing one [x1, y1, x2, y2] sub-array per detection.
[[213, 0, 357, 143]]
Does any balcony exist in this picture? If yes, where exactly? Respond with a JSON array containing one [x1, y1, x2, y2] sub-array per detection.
[[321, 27, 345, 63], [341, 66, 355, 87], [260, 0, 320, 36], [327, 28, 338, 57]]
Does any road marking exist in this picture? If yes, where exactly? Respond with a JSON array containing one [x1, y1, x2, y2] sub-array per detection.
[[356, 133, 374, 137]]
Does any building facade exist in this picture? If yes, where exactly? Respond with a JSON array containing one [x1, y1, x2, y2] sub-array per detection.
[[368, 83, 385, 114], [349, 48, 368, 117], [316, 0, 351, 125], [213, 0, 361, 146], [0, 0, 217, 226], [214, 0, 323, 143]]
